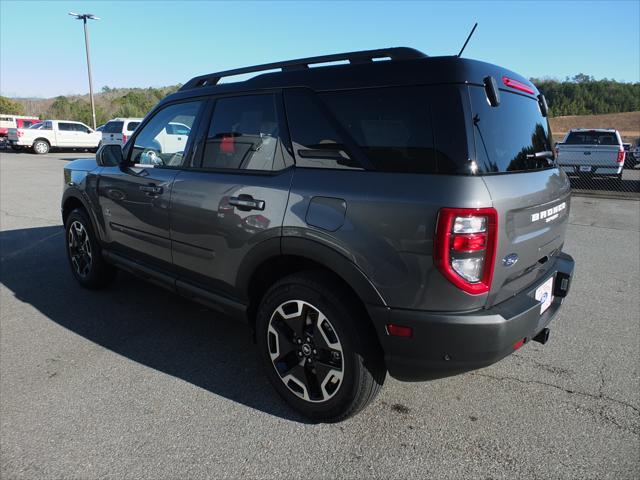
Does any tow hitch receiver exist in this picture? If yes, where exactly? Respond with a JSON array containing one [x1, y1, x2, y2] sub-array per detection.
[[533, 328, 550, 345]]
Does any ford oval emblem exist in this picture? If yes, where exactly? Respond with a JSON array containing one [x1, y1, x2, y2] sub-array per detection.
[[502, 253, 518, 267]]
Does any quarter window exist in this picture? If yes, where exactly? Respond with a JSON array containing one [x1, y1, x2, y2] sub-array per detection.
[[201, 95, 282, 171], [129, 101, 203, 167]]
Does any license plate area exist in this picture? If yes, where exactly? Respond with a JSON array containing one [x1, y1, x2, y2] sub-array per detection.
[[535, 276, 554, 315], [579, 165, 592, 172]]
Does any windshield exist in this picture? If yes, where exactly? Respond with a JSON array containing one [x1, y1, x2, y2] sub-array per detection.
[[470, 87, 554, 173]]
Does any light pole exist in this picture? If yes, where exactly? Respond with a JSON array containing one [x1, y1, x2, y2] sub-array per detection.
[[69, 12, 100, 130]]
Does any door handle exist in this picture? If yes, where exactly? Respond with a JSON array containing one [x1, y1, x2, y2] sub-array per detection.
[[139, 185, 163, 195], [228, 194, 265, 211]]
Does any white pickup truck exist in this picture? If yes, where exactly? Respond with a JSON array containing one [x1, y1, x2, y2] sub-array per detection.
[[556, 129, 625, 184], [8, 119, 102, 154]]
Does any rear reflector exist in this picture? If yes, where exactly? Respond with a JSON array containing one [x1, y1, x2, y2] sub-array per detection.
[[502, 76, 535, 95], [513, 338, 526, 350], [386, 324, 413, 338]]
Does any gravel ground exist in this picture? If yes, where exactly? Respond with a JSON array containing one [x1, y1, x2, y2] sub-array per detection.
[[1, 150, 638, 479]]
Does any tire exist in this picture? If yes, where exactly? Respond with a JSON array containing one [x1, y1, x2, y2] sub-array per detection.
[[64, 208, 116, 289], [32, 139, 50, 154], [256, 271, 386, 422]]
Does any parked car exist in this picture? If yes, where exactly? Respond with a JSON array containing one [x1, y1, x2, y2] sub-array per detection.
[[0, 115, 40, 139], [556, 129, 625, 184], [61, 47, 575, 421], [622, 142, 638, 169], [8, 119, 101, 154], [101, 118, 143, 147]]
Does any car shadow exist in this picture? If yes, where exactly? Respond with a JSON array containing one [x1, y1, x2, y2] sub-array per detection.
[[0, 225, 310, 423]]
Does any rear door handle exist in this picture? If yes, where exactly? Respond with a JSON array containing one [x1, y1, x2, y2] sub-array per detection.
[[139, 185, 163, 195], [229, 194, 265, 211]]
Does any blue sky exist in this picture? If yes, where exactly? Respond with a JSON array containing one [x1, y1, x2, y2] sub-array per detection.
[[1, 0, 638, 98]]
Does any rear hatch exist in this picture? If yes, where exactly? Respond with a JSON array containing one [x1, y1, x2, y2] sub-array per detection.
[[102, 120, 125, 146], [469, 85, 571, 307]]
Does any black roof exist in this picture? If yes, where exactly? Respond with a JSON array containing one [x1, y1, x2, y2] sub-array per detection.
[[163, 47, 538, 104]]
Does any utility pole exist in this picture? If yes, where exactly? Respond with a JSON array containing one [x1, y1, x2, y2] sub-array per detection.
[[69, 12, 100, 129]]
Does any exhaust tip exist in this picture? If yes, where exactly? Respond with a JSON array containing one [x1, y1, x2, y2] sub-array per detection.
[[533, 328, 550, 345]]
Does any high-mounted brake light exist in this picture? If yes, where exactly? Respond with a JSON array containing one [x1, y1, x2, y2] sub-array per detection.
[[502, 76, 535, 95], [433, 207, 498, 295], [617, 147, 625, 164]]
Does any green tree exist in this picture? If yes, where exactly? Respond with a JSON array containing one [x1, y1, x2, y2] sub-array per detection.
[[0, 96, 25, 115]]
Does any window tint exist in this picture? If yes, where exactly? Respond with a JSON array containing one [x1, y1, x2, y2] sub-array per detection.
[[565, 131, 619, 146], [322, 86, 437, 173], [42, 121, 52, 130], [74, 123, 90, 132], [58, 122, 76, 131], [130, 101, 202, 167], [104, 121, 124, 133], [126, 121, 140, 132], [202, 95, 281, 171], [470, 87, 554, 173], [285, 89, 361, 170]]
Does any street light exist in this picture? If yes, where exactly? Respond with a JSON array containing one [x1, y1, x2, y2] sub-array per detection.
[[69, 12, 100, 129]]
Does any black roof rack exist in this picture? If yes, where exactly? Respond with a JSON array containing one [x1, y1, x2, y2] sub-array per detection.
[[179, 47, 426, 91]]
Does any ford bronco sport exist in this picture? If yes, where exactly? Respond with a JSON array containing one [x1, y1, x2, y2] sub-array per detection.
[[62, 48, 575, 421]]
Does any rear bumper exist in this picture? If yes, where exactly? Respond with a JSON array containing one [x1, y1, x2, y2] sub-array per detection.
[[367, 252, 575, 381], [560, 165, 622, 176]]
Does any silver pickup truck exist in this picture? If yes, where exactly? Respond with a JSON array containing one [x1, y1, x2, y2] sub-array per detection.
[[556, 129, 625, 184]]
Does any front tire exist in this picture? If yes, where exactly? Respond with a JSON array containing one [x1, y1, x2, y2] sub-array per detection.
[[32, 139, 50, 154], [256, 271, 386, 422], [65, 208, 116, 289]]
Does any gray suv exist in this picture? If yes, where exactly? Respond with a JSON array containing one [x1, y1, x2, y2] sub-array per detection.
[[62, 48, 575, 421]]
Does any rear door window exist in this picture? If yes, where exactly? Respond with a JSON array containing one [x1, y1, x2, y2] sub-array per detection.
[[201, 94, 283, 171], [126, 121, 140, 132], [470, 87, 554, 173], [58, 122, 76, 131]]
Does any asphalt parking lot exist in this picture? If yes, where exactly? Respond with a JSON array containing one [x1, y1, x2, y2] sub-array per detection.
[[1, 150, 638, 479]]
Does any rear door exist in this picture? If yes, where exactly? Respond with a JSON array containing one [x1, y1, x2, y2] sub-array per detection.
[[56, 122, 77, 146], [102, 120, 124, 146], [468, 86, 571, 307], [169, 93, 293, 298], [97, 100, 205, 268]]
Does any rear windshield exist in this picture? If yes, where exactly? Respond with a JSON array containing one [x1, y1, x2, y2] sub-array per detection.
[[470, 87, 554, 173], [565, 131, 619, 145], [104, 121, 124, 134]]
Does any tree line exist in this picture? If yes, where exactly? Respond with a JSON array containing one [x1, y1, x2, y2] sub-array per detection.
[[531, 74, 640, 117], [1, 75, 638, 123]]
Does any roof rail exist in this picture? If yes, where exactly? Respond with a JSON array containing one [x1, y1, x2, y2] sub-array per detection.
[[179, 47, 426, 91]]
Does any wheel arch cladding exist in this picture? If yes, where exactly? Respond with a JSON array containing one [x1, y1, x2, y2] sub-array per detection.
[[242, 236, 387, 327]]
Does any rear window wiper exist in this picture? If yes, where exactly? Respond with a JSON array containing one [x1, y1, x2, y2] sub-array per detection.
[[526, 151, 554, 160]]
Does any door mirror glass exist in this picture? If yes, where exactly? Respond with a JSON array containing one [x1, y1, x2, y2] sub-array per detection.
[[97, 143, 123, 167]]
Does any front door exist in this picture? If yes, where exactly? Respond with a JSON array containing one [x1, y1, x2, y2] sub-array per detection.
[[170, 93, 293, 297], [97, 100, 205, 268]]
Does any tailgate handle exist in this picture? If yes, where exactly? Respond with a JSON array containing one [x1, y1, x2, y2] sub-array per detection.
[[583, 151, 591, 155]]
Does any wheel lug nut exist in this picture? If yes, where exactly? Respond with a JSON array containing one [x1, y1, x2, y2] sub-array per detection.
[[313, 349, 317, 354], [297, 339, 302, 344], [297, 351, 302, 356]]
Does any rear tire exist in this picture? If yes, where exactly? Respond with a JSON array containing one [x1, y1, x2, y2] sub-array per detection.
[[32, 139, 50, 154], [65, 208, 116, 289], [255, 271, 386, 422]]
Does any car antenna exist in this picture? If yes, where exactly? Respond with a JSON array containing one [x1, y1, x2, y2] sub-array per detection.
[[457, 22, 478, 57]]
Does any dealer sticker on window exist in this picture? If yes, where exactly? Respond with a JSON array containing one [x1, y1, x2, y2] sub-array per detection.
[[535, 276, 554, 315]]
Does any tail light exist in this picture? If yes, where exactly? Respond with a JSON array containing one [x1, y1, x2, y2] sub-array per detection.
[[617, 147, 625, 164], [433, 207, 498, 295], [122, 134, 128, 144], [17, 130, 24, 137]]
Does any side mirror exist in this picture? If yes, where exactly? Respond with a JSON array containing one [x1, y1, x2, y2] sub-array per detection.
[[86, 128, 92, 134], [97, 143, 124, 167]]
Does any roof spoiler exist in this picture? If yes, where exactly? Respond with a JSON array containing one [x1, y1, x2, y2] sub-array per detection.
[[179, 47, 427, 91]]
